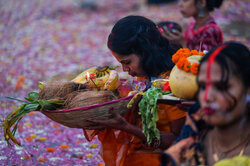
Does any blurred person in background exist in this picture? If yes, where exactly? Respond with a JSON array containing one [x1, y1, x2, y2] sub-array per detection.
[[163, 0, 224, 51], [161, 41, 250, 165]]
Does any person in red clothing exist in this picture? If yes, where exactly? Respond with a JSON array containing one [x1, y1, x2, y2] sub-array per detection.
[[164, 0, 224, 51]]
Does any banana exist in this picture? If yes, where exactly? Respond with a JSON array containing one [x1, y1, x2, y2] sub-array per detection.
[[103, 70, 120, 91], [72, 66, 97, 84]]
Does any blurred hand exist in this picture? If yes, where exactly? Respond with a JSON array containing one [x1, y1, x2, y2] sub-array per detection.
[[163, 29, 183, 42], [164, 137, 195, 164], [82, 107, 129, 131], [177, 101, 196, 111]]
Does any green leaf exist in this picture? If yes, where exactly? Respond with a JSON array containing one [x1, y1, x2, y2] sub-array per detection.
[[28, 92, 39, 101], [24, 97, 33, 102], [12, 117, 23, 136], [24, 103, 39, 111], [5, 96, 27, 103]]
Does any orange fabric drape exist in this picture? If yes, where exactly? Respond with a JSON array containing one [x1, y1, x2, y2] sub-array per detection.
[[83, 72, 186, 166]]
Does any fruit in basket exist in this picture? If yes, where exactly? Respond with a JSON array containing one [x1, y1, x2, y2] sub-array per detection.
[[103, 70, 120, 90], [66, 90, 117, 108], [72, 66, 120, 90], [169, 48, 204, 99], [72, 66, 97, 84]]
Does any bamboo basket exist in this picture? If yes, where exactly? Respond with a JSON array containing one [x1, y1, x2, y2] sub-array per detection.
[[41, 79, 145, 128]]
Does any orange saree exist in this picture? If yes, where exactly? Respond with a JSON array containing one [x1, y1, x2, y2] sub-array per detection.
[[83, 73, 186, 166]]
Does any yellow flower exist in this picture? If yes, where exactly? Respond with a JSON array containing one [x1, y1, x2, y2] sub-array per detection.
[[86, 154, 93, 158], [90, 144, 98, 148]]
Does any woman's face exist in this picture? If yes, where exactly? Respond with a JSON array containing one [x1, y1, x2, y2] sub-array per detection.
[[178, 0, 198, 18], [197, 61, 248, 127], [112, 52, 146, 77]]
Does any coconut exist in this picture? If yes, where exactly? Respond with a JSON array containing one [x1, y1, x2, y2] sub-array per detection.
[[169, 55, 202, 99], [66, 90, 117, 108], [38, 81, 87, 100]]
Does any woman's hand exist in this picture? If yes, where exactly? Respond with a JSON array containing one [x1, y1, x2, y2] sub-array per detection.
[[164, 137, 195, 164], [176, 101, 196, 111], [162, 29, 186, 47], [163, 29, 183, 41], [83, 107, 130, 131]]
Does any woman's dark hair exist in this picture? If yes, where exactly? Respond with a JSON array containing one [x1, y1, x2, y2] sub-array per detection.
[[199, 41, 250, 115], [107, 15, 181, 77], [195, 0, 224, 12]]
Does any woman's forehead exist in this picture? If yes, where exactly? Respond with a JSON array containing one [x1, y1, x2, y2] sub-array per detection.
[[113, 52, 137, 61], [198, 61, 222, 81]]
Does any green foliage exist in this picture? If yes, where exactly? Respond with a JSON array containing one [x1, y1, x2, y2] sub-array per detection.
[[138, 88, 170, 145]]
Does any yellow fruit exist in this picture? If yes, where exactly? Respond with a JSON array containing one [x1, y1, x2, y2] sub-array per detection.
[[88, 72, 110, 89], [169, 55, 202, 99], [72, 66, 97, 84], [103, 70, 120, 90]]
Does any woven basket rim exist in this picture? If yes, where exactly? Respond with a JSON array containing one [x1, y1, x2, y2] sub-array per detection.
[[41, 93, 135, 114]]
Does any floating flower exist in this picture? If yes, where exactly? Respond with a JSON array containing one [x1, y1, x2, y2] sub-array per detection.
[[60, 144, 69, 149], [38, 137, 47, 141], [38, 158, 46, 162], [25, 137, 33, 141], [31, 134, 37, 138], [90, 144, 98, 148], [46, 147, 55, 152], [86, 154, 93, 158]]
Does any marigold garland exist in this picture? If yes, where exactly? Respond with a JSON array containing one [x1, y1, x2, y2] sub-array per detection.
[[190, 63, 199, 75], [172, 48, 204, 74]]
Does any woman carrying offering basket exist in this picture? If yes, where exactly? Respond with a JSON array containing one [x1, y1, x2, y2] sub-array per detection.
[[83, 15, 188, 166], [161, 42, 250, 165]]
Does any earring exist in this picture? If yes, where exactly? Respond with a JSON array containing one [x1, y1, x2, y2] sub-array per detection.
[[198, 4, 205, 18]]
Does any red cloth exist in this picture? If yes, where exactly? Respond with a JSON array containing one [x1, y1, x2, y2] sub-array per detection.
[[184, 17, 223, 51]]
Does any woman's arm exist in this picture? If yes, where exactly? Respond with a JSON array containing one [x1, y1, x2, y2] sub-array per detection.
[[84, 109, 186, 150]]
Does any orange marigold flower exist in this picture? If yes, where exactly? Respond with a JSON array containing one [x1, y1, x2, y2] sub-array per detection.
[[46, 147, 55, 152], [38, 158, 46, 162], [76, 140, 82, 143], [176, 57, 186, 69], [183, 61, 191, 72], [183, 48, 190, 52], [53, 123, 59, 128], [26, 137, 33, 141], [190, 63, 199, 75], [183, 52, 191, 57], [199, 52, 205, 56], [60, 145, 69, 149], [191, 50, 199, 55], [172, 53, 180, 64]]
